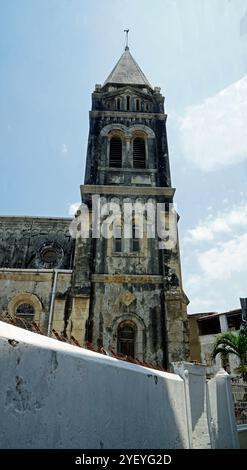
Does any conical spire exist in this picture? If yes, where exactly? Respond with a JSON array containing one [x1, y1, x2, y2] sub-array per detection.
[[103, 48, 152, 88]]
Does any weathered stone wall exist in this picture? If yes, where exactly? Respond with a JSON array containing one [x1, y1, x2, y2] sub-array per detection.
[[89, 279, 165, 364], [188, 315, 202, 363], [0, 216, 84, 338], [85, 84, 170, 188], [79, 78, 189, 368], [165, 292, 190, 364], [0, 271, 72, 334], [92, 195, 161, 276], [0, 216, 74, 269]]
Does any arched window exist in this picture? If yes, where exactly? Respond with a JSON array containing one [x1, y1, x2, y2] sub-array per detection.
[[109, 137, 122, 167], [136, 99, 140, 111], [126, 95, 130, 111], [133, 138, 146, 168], [117, 321, 136, 357], [16, 303, 35, 322], [116, 98, 121, 111]]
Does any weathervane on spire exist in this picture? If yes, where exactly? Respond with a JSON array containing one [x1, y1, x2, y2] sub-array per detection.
[[124, 29, 129, 50]]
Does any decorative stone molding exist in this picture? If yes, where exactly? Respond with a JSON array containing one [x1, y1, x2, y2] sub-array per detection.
[[100, 123, 155, 139], [119, 291, 136, 307]]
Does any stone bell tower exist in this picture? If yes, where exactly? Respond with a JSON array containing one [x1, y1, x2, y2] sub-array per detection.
[[72, 43, 189, 369]]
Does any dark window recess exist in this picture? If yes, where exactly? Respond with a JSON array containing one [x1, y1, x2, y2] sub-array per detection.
[[41, 248, 57, 264], [109, 137, 122, 167], [132, 224, 140, 252], [113, 224, 122, 252], [117, 322, 136, 357], [114, 238, 122, 253], [116, 98, 121, 111], [227, 313, 242, 331], [133, 138, 146, 168], [16, 303, 35, 322], [198, 317, 221, 336], [136, 99, 140, 111], [126, 95, 130, 111]]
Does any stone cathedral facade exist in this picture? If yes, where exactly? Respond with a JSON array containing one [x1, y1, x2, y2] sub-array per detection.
[[0, 47, 189, 369]]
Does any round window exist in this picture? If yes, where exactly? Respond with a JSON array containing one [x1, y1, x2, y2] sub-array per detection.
[[41, 248, 57, 264], [38, 242, 64, 268]]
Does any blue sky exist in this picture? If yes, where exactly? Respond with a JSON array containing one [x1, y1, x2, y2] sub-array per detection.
[[1, 0, 247, 313]]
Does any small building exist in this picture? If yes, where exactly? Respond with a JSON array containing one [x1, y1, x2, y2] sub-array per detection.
[[189, 309, 242, 377]]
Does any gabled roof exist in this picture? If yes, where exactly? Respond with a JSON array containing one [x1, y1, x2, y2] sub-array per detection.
[[103, 48, 152, 89]]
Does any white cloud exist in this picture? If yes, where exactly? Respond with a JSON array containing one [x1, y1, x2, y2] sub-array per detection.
[[188, 297, 218, 313], [198, 234, 247, 279], [180, 75, 247, 171], [185, 203, 247, 242], [187, 225, 215, 242], [61, 144, 68, 154], [183, 201, 247, 312], [198, 233, 247, 280], [68, 202, 80, 216], [184, 246, 247, 312], [186, 274, 202, 288]]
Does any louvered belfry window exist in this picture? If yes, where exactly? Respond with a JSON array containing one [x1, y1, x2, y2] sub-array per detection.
[[109, 137, 122, 167], [132, 223, 140, 252], [113, 223, 122, 252], [133, 138, 146, 168]]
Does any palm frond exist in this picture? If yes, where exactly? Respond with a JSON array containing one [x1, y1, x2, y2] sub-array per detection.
[[212, 330, 247, 365]]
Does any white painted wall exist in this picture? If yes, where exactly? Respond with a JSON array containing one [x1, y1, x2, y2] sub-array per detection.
[[219, 314, 228, 333], [0, 322, 240, 449], [207, 369, 239, 449], [0, 322, 189, 449], [173, 363, 211, 449]]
